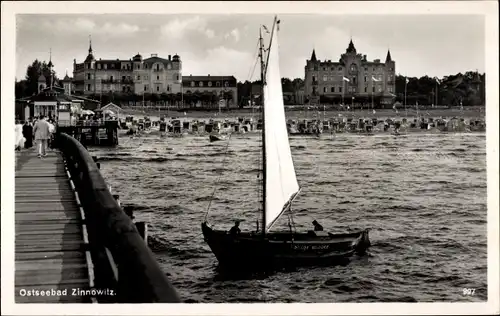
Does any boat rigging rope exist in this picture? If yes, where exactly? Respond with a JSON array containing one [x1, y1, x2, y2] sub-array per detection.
[[204, 133, 233, 222], [246, 38, 261, 82]]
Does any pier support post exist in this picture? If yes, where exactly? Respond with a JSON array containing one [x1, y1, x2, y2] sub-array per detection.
[[113, 194, 120, 207], [135, 222, 148, 245]]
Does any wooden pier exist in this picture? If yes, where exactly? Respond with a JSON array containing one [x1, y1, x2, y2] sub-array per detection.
[[15, 150, 94, 303]]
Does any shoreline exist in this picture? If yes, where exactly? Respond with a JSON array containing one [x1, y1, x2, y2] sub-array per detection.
[[118, 106, 486, 120]]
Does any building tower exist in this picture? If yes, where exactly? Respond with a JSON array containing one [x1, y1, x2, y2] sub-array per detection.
[[171, 54, 182, 93], [84, 36, 96, 93], [47, 48, 54, 89], [38, 74, 46, 93], [62, 71, 72, 95]]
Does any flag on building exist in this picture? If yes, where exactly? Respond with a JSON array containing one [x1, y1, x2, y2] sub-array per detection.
[[434, 77, 441, 85], [405, 78, 409, 84], [342, 77, 350, 82], [372, 76, 380, 82]]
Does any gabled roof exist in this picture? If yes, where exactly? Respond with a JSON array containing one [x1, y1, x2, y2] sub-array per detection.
[[101, 102, 122, 111], [143, 56, 171, 67]]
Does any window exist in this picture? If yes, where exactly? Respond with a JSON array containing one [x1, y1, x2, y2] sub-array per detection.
[[127, 65, 131, 70], [199, 81, 204, 87], [104, 64, 107, 70], [331, 87, 335, 92], [338, 67, 342, 71], [330, 76, 334, 81], [312, 75, 316, 82], [224, 81, 229, 87], [364, 67, 368, 72], [122, 76, 126, 81], [353, 77, 357, 84], [87, 84, 91, 91], [323, 67, 327, 71], [378, 86, 382, 92], [156, 64, 160, 71], [372, 86, 375, 93], [97, 64, 101, 70], [122, 86, 126, 92], [314, 66, 318, 71], [157, 86, 160, 92], [331, 67, 335, 71], [216, 82, 221, 87], [157, 76, 160, 80], [87, 74, 91, 80], [167, 85, 170, 92], [323, 75, 328, 81], [191, 81, 195, 87], [176, 74, 180, 81], [349, 64, 357, 72], [208, 81, 212, 87], [388, 86, 393, 92], [323, 87, 327, 93], [364, 87, 367, 92], [137, 75, 141, 80], [167, 64, 172, 70], [145, 64, 148, 69], [144, 75, 148, 80], [127, 76, 131, 80], [339, 87, 342, 93], [364, 76, 367, 82]]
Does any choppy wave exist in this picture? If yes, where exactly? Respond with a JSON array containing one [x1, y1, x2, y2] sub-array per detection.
[[92, 132, 487, 302]]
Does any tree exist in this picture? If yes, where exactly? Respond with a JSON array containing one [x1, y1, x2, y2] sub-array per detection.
[[23, 59, 59, 97]]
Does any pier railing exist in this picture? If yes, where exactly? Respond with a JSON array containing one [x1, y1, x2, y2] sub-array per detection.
[[56, 132, 180, 303]]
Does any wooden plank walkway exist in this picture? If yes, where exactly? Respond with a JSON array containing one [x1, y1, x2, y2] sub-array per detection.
[[15, 150, 94, 303]]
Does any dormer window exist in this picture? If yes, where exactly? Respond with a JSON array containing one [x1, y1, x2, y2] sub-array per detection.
[[199, 81, 203, 87], [156, 64, 160, 71], [216, 82, 221, 87], [167, 64, 172, 70], [191, 81, 195, 87], [208, 81, 212, 87], [224, 81, 229, 87]]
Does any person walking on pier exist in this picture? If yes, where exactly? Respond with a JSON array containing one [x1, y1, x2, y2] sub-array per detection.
[[33, 115, 50, 158], [23, 120, 33, 149]]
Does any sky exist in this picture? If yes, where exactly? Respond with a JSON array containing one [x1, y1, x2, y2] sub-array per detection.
[[15, 14, 485, 82]]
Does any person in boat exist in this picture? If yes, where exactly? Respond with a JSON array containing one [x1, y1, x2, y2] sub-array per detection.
[[312, 220, 324, 231], [229, 220, 241, 236]]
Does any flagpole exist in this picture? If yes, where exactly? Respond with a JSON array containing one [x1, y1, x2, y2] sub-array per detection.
[[404, 77, 407, 117], [342, 80, 344, 108]]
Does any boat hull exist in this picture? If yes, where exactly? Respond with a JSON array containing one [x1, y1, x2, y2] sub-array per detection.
[[201, 222, 370, 270]]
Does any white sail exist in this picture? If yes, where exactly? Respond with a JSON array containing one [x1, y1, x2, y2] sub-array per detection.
[[263, 20, 300, 231]]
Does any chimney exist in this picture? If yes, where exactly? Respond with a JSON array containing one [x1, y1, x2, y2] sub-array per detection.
[[168, 55, 171, 60]]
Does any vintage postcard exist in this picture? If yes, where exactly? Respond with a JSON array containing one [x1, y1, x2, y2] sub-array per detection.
[[1, 1, 498, 315]]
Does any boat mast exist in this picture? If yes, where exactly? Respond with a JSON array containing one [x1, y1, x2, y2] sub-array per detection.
[[259, 26, 267, 237], [260, 16, 278, 237]]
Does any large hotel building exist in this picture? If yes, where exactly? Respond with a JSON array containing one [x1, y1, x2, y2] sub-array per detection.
[[304, 39, 396, 106], [68, 41, 182, 96]]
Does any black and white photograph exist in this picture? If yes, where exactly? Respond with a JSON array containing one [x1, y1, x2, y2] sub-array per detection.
[[1, 1, 499, 315]]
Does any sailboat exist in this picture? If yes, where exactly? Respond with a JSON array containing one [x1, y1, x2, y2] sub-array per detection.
[[201, 17, 370, 270]]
